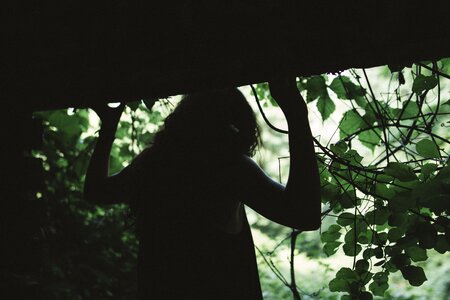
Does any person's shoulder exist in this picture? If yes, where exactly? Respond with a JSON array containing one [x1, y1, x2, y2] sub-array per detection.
[[218, 154, 261, 179]]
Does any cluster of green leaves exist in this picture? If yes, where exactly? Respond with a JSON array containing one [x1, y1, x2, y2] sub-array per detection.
[[29, 100, 166, 299], [255, 59, 450, 299]]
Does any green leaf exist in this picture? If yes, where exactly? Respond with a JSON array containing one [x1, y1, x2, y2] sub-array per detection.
[[48, 111, 79, 136], [401, 265, 427, 286], [330, 141, 348, 155], [375, 183, 395, 200], [388, 228, 404, 242], [329, 278, 349, 292], [339, 192, 357, 209], [397, 235, 419, 250], [359, 291, 373, 300], [363, 248, 376, 260], [385, 245, 402, 257], [344, 228, 356, 244], [434, 235, 450, 254], [369, 280, 389, 297], [365, 207, 389, 225], [373, 271, 389, 283], [421, 163, 437, 177], [416, 139, 440, 159], [390, 253, 411, 268], [343, 243, 362, 256], [412, 75, 438, 94], [336, 267, 359, 281], [304, 75, 336, 120], [360, 271, 374, 285], [359, 129, 381, 151], [355, 259, 369, 274], [387, 193, 416, 212], [342, 149, 363, 165], [405, 246, 428, 262], [329, 76, 365, 100], [358, 231, 373, 244], [384, 162, 417, 182], [321, 225, 342, 243], [306, 76, 327, 102], [324, 241, 342, 256], [402, 101, 420, 118], [374, 232, 388, 246], [339, 110, 365, 139], [337, 213, 355, 226], [316, 94, 336, 121], [417, 222, 437, 249], [321, 183, 340, 204]]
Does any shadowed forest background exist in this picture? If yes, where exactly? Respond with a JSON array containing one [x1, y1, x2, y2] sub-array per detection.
[[7, 60, 449, 299]]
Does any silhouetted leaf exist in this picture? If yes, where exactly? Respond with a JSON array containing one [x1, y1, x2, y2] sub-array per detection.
[[390, 253, 411, 268], [405, 246, 428, 262], [339, 109, 365, 139], [417, 222, 437, 249], [329, 76, 365, 100], [369, 278, 389, 297], [329, 278, 349, 292], [421, 163, 437, 177], [412, 75, 438, 94], [434, 235, 450, 254], [337, 212, 355, 226], [359, 128, 381, 151], [306, 76, 327, 102], [401, 266, 427, 286], [365, 207, 389, 225], [388, 228, 404, 242], [324, 241, 341, 256], [360, 291, 373, 300], [317, 94, 336, 121], [416, 139, 440, 159], [321, 225, 342, 243], [355, 259, 369, 274], [384, 163, 417, 182], [343, 243, 362, 256]]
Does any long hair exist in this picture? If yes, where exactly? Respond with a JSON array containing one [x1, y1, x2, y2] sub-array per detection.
[[152, 88, 260, 157], [128, 88, 260, 222]]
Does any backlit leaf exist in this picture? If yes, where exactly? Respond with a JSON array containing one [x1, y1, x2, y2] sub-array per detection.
[[416, 139, 440, 159], [401, 266, 427, 286], [412, 75, 438, 94]]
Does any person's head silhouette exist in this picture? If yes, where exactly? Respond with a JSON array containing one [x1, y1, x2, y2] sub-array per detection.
[[153, 88, 259, 157]]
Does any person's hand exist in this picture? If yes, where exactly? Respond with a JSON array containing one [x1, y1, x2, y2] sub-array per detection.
[[91, 103, 125, 130], [269, 77, 306, 114], [92, 103, 125, 123]]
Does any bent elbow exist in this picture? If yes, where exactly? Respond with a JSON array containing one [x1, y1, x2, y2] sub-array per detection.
[[289, 210, 322, 231], [297, 220, 321, 231], [290, 218, 321, 231]]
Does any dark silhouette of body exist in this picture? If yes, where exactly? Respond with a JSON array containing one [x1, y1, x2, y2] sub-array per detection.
[[84, 79, 321, 299]]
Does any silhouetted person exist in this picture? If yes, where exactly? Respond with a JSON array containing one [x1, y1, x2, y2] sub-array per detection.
[[84, 78, 321, 299]]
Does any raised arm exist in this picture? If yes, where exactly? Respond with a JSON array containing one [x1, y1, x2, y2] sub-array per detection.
[[84, 104, 131, 205], [234, 78, 321, 231]]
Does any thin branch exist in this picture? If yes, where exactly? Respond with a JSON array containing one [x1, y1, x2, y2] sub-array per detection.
[[416, 62, 450, 80]]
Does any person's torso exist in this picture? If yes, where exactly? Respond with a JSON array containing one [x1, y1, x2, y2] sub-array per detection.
[[133, 151, 263, 299]]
